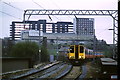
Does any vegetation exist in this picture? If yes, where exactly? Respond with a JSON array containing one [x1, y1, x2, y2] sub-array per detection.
[[40, 37, 49, 62], [41, 45, 49, 62], [10, 41, 39, 58], [47, 43, 57, 55], [2, 39, 14, 57], [84, 40, 114, 57], [2, 37, 50, 62], [94, 40, 113, 57]]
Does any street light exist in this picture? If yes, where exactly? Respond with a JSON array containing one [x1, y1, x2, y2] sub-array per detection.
[[93, 29, 96, 61], [38, 49, 41, 62], [108, 28, 116, 59], [89, 29, 96, 61], [38, 27, 41, 63], [108, 29, 114, 30], [56, 37, 59, 60]]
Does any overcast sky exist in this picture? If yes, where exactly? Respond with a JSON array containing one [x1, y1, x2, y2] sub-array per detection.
[[0, 0, 118, 44]]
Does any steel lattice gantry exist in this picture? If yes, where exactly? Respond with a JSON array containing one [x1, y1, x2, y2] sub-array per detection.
[[23, 9, 118, 58], [23, 9, 118, 43]]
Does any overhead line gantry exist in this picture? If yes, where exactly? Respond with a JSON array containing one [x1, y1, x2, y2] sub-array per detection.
[[23, 9, 118, 43]]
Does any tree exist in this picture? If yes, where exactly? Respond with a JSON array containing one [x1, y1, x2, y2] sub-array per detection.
[[41, 45, 49, 62], [10, 41, 39, 58], [40, 37, 49, 62]]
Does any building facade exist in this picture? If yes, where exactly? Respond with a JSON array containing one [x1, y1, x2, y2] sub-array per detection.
[[10, 20, 73, 40], [73, 18, 94, 35], [10, 18, 95, 41]]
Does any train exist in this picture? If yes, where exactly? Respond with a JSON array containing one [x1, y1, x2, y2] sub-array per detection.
[[58, 44, 104, 65], [66, 45, 104, 64]]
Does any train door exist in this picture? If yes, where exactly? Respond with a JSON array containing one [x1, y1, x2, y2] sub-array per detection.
[[75, 45, 78, 59]]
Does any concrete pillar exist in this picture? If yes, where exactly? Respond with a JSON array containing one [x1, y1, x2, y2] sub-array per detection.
[[52, 23, 55, 33]]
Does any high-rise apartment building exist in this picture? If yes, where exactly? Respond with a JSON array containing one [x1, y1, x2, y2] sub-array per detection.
[[73, 18, 94, 35]]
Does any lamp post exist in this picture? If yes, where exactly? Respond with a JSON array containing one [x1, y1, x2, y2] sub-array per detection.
[[90, 29, 96, 61], [38, 28, 41, 63], [108, 28, 115, 59], [56, 37, 58, 60], [93, 29, 96, 61]]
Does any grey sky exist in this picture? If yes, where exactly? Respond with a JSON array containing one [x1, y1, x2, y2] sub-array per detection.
[[0, 0, 118, 44]]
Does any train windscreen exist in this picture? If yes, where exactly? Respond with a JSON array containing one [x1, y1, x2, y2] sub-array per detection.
[[70, 46, 74, 53], [80, 46, 84, 53]]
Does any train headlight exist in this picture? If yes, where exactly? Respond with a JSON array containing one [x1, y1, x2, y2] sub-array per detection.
[[69, 56, 74, 59], [79, 56, 82, 59]]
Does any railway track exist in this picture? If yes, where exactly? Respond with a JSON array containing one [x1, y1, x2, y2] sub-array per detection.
[[2, 61, 86, 80], [2, 61, 60, 79], [59, 66, 82, 80], [2, 62, 49, 79]]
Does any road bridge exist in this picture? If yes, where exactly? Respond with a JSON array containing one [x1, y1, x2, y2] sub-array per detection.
[[22, 32, 94, 41]]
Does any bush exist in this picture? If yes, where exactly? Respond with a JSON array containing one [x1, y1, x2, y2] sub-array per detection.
[[10, 41, 39, 58]]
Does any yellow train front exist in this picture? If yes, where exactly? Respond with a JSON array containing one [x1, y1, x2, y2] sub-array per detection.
[[67, 45, 85, 65]]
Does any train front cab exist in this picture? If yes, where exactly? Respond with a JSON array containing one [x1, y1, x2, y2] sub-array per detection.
[[78, 45, 85, 59], [68, 45, 85, 65], [68, 45, 75, 60]]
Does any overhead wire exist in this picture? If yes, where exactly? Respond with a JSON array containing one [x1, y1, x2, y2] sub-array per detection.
[[2, 1, 24, 11], [95, 25, 113, 35], [32, 0, 61, 22], [50, 0, 73, 20], [0, 11, 22, 20], [93, 25, 113, 44], [32, 0, 45, 9], [0, 1, 23, 20]]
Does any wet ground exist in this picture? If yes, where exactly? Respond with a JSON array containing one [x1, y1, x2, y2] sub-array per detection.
[[84, 61, 101, 79], [82, 60, 117, 80]]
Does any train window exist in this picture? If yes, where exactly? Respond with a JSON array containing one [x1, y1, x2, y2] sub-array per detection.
[[80, 46, 84, 53], [85, 49, 88, 54], [70, 46, 74, 53]]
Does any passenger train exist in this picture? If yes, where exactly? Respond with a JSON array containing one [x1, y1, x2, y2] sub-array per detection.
[[66, 45, 104, 64]]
